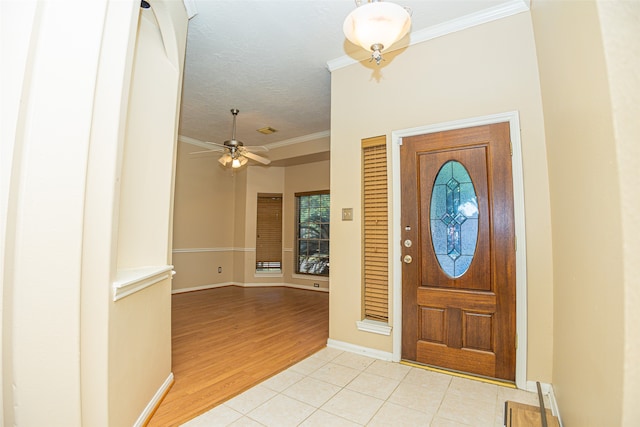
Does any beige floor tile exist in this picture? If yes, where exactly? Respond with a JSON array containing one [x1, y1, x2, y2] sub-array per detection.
[[446, 376, 498, 404], [311, 346, 344, 362], [367, 401, 432, 427], [247, 394, 315, 427], [180, 404, 243, 426], [289, 355, 328, 376], [364, 359, 411, 381], [387, 381, 445, 415], [228, 416, 265, 427], [437, 392, 497, 427], [331, 351, 376, 371], [298, 409, 363, 427], [497, 386, 540, 407], [309, 362, 361, 387], [346, 371, 400, 400], [495, 402, 507, 427], [321, 388, 385, 425], [224, 384, 278, 414], [430, 416, 474, 427], [402, 367, 453, 393], [260, 369, 305, 392], [282, 376, 342, 407]]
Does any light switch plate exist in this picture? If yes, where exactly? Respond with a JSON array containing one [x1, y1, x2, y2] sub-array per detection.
[[342, 208, 353, 221]]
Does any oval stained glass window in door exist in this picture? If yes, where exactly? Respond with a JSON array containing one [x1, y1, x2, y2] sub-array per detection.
[[430, 161, 479, 278]]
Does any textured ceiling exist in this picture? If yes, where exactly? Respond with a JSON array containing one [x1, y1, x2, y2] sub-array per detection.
[[178, 0, 512, 149]]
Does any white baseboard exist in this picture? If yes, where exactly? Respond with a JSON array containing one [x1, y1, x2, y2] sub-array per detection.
[[171, 282, 233, 294], [326, 338, 393, 361], [525, 381, 563, 426], [525, 380, 551, 394], [171, 281, 328, 294], [134, 372, 174, 427], [547, 383, 563, 426]]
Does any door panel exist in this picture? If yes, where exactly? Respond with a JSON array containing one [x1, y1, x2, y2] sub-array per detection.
[[401, 123, 516, 381]]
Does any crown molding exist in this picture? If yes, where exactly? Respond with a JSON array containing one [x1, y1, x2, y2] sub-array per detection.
[[327, 0, 530, 72]]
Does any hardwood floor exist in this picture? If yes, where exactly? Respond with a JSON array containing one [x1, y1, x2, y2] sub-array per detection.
[[147, 286, 329, 427]]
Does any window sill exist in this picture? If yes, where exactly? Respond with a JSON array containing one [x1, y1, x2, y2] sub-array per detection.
[[356, 319, 392, 336], [254, 270, 283, 278]]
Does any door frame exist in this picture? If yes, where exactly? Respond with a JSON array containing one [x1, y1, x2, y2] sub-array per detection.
[[390, 111, 527, 389]]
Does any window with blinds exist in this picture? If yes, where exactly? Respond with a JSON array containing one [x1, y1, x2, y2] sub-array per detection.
[[256, 193, 282, 271], [362, 136, 389, 322]]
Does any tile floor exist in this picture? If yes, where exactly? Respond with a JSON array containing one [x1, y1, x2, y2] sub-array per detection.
[[182, 347, 546, 427]]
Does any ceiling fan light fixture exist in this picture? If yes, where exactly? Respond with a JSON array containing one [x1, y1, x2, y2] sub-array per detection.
[[343, 0, 411, 65], [231, 157, 248, 169], [219, 153, 232, 166]]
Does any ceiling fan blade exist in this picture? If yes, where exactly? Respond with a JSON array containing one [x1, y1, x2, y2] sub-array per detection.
[[202, 141, 227, 148], [190, 148, 225, 155], [242, 150, 271, 165], [245, 145, 269, 153]]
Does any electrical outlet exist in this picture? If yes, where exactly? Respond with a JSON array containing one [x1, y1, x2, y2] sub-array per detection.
[[342, 208, 353, 221], [314, 283, 320, 288], [218, 267, 222, 273]]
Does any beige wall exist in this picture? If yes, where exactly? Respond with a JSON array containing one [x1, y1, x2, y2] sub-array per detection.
[[532, 1, 639, 425], [108, 3, 188, 425], [597, 3, 640, 425], [238, 166, 286, 283], [284, 160, 331, 290], [172, 141, 238, 291], [172, 155, 330, 291], [2, 0, 187, 425], [330, 12, 553, 380]]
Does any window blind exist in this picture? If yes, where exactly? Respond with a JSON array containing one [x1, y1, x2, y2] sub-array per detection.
[[362, 136, 389, 322], [256, 193, 282, 270]]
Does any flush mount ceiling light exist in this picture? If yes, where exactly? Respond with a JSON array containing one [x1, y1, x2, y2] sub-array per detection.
[[343, 0, 412, 65]]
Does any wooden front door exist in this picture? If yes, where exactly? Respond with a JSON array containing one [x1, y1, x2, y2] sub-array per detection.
[[400, 122, 516, 381]]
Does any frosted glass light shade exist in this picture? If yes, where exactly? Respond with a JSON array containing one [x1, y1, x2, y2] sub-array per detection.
[[343, 1, 411, 54]]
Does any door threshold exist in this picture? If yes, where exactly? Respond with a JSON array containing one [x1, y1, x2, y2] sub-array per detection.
[[400, 359, 516, 389]]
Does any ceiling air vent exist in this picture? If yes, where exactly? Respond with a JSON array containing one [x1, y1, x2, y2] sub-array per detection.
[[257, 127, 278, 135]]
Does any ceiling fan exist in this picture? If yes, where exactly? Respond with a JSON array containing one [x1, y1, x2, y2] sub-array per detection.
[[190, 108, 271, 168]]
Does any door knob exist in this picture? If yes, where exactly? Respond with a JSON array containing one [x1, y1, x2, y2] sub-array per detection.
[[403, 254, 413, 264]]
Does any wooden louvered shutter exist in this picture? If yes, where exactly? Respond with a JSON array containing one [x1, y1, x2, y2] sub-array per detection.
[[256, 193, 282, 270], [362, 136, 389, 321]]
